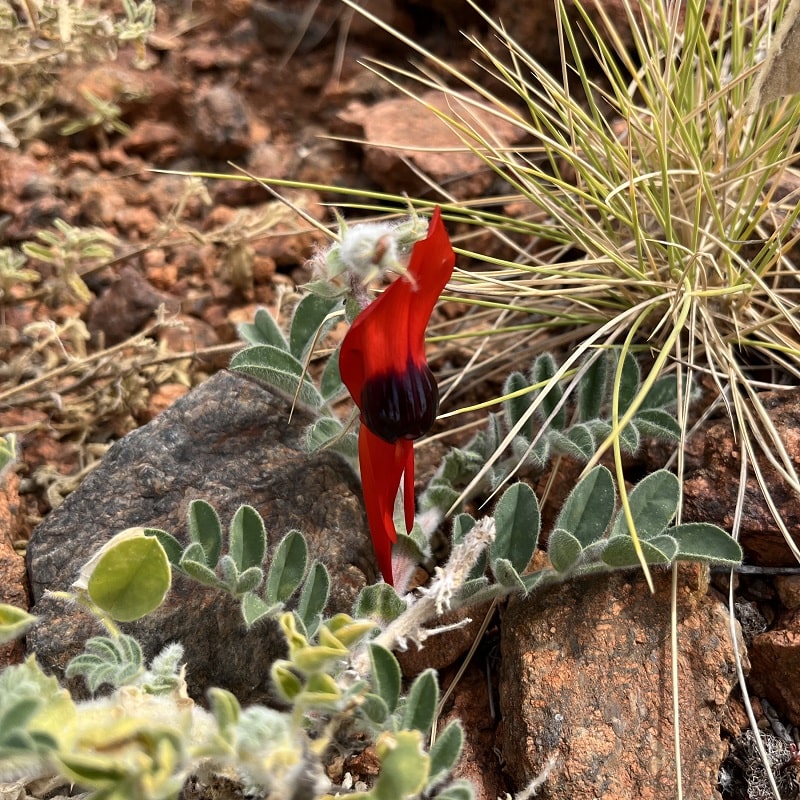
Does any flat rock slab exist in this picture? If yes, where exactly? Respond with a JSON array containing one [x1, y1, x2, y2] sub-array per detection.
[[26, 370, 375, 704], [500, 568, 745, 799]]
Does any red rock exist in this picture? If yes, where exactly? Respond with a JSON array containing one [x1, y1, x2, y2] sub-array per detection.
[[158, 314, 220, 357], [683, 392, 800, 566], [749, 607, 800, 725], [0, 471, 31, 668], [114, 205, 160, 237], [339, 90, 523, 198], [122, 119, 182, 156], [144, 382, 190, 420], [395, 602, 494, 677], [437, 659, 506, 800], [500, 569, 746, 798], [775, 575, 800, 610]]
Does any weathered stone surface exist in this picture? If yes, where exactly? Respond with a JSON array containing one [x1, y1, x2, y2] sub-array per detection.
[[338, 91, 523, 198], [87, 263, 179, 345], [683, 392, 800, 566], [26, 370, 375, 704], [775, 575, 800, 610], [438, 659, 506, 800], [395, 601, 493, 677], [748, 607, 800, 726], [499, 569, 745, 799], [0, 470, 29, 668], [192, 85, 251, 159]]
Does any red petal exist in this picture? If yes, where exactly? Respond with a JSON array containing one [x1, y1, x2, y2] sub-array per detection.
[[358, 425, 414, 585], [340, 206, 455, 400]]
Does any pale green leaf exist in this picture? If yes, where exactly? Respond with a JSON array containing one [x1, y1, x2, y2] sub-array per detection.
[[289, 294, 341, 361], [547, 527, 583, 573], [296, 561, 329, 638], [491, 482, 539, 572], [531, 353, 565, 430], [369, 643, 401, 714], [320, 348, 345, 401], [241, 591, 280, 628], [237, 307, 288, 349], [402, 669, 438, 736], [264, 530, 307, 605], [230, 345, 323, 408], [578, 352, 608, 421], [602, 534, 678, 567], [87, 535, 170, 622], [672, 523, 743, 565], [229, 504, 266, 572], [503, 371, 532, 435], [187, 499, 222, 568], [0, 604, 37, 645], [354, 583, 406, 624], [553, 465, 615, 547], [633, 409, 681, 441], [144, 528, 182, 566], [428, 721, 464, 788], [610, 470, 679, 540]]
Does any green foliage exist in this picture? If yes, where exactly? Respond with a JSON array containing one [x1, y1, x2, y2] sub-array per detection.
[[289, 294, 341, 362], [65, 635, 144, 694], [0, 530, 462, 799], [401, 668, 438, 736], [354, 582, 407, 625], [66, 636, 186, 698], [428, 722, 466, 789], [0, 603, 38, 645], [0, 249, 39, 302], [349, 730, 430, 800], [21, 219, 118, 305], [490, 481, 539, 574], [230, 344, 325, 408], [295, 561, 330, 638], [368, 643, 402, 714], [0, 656, 73, 770], [237, 306, 289, 349], [543, 467, 742, 574], [233, 299, 357, 457], [553, 465, 616, 549], [84, 531, 171, 623], [0, 470, 740, 799], [57, 726, 186, 800], [420, 349, 681, 519], [146, 500, 330, 630], [264, 530, 307, 605]]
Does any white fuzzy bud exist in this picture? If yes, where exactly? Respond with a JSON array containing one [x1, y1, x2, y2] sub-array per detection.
[[317, 212, 430, 283]]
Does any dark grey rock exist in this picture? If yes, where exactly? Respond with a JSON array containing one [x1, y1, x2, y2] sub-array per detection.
[[192, 85, 251, 158], [26, 370, 375, 704]]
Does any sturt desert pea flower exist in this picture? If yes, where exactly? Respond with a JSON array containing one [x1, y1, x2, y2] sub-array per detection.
[[339, 207, 455, 586]]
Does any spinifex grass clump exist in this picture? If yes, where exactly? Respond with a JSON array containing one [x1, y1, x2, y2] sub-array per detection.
[[341, 0, 800, 569]]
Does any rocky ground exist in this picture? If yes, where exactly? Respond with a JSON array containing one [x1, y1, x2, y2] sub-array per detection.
[[3, 1, 800, 798]]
